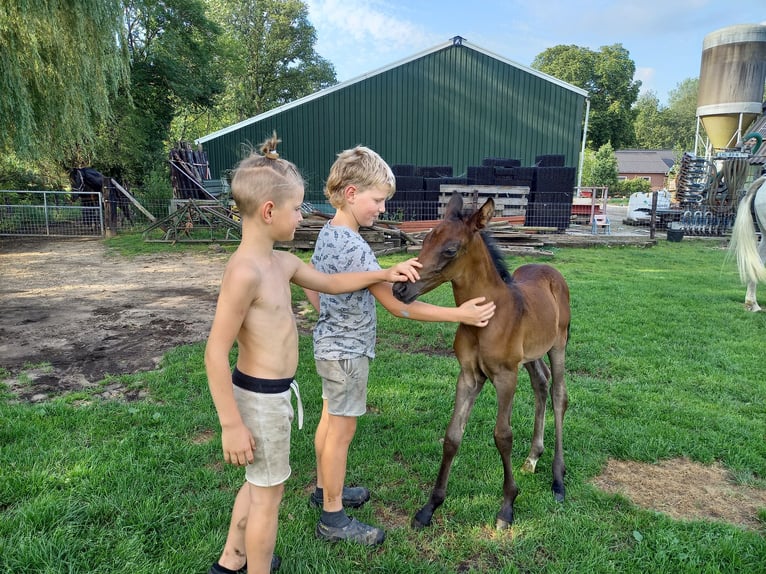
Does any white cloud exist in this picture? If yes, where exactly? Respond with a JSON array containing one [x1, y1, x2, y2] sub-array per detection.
[[307, 0, 442, 79]]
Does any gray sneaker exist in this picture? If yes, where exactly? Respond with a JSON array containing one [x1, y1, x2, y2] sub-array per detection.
[[315, 517, 386, 545], [309, 486, 370, 509]]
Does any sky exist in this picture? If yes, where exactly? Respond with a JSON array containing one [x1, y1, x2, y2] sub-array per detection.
[[305, 0, 766, 106]]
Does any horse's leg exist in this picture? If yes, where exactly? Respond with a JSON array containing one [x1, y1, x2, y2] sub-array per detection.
[[521, 359, 550, 474], [745, 280, 760, 312], [547, 347, 568, 502], [412, 368, 485, 529], [493, 367, 520, 529], [747, 232, 766, 311]]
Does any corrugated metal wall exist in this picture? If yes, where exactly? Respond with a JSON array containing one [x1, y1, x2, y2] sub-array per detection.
[[199, 41, 587, 197]]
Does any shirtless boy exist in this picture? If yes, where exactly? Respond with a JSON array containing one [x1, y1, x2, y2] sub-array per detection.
[[205, 135, 420, 574]]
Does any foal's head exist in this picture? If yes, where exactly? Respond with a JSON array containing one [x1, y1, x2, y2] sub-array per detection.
[[393, 192, 502, 304]]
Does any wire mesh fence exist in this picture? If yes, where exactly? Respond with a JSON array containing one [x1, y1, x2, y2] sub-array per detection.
[[2, 189, 729, 242]]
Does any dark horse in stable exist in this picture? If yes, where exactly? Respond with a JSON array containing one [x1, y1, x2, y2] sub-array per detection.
[[393, 192, 571, 529], [69, 167, 132, 228]]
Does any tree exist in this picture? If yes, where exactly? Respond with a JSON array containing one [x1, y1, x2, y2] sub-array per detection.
[[532, 44, 641, 149], [0, 0, 128, 162], [590, 142, 619, 189], [633, 80, 698, 151], [665, 78, 698, 152], [634, 91, 675, 149], [208, 0, 336, 127], [97, 0, 224, 184]]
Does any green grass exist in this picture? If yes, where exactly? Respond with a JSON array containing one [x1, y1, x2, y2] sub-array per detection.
[[2, 240, 766, 573]]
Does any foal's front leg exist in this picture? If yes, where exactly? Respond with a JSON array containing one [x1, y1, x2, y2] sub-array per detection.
[[412, 368, 485, 529]]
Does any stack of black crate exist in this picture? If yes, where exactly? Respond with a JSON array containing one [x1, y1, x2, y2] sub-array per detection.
[[392, 155, 574, 228], [392, 164, 465, 220], [524, 155, 574, 230]]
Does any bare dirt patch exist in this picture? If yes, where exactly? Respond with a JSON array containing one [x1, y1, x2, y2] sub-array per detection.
[[1, 237, 229, 402], [592, 458, 766, 530]]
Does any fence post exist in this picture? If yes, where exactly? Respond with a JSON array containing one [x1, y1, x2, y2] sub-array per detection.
[[649, 191, 658, 240]]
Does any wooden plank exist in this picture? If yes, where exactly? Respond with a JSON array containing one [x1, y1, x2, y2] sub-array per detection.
[[110, 179, 157, 222]]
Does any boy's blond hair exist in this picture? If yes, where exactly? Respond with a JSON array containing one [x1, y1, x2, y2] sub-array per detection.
[[231, 132, 304, 217], [324, 146, 396, 209]]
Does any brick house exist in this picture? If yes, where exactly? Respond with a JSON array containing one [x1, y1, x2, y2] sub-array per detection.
[[615, 150, 675, 190]]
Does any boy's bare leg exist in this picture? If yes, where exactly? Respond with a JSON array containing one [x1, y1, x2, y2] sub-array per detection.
[[246, 483, 283, 574], [314, 402, 330, 491], [216, 483, 249, 571], [318, 412, 357, 511]]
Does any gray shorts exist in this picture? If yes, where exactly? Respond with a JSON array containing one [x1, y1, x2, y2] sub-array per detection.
[[233, 385, 294, 487], [316, 357, 370, 417]]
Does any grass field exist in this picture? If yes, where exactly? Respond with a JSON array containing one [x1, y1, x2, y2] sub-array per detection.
[[2, 239, 765, 573]]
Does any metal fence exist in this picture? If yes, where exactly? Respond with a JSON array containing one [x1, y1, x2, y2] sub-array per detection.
[[0, 191, 182, 237], [1, 190, 709, 241], [0, 190, 105, 237]]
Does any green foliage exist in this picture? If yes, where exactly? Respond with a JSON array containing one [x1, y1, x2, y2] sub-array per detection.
[[207, 0, 336, 126], [0, 153, 67, 190], [532, 43, 640, 149], [633, 80, 698, 151], [589, 142, 619, 188], [0, 0, 129, 161], [613, 177, 652, 197]]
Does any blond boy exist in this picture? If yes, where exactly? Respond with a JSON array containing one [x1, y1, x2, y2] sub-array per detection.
[[305, 146, 495, 545]]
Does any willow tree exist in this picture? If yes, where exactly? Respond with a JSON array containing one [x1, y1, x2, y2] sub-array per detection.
[[0, 0, 128, 161]]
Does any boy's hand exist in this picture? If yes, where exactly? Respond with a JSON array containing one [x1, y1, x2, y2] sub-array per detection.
[[458, 296, 496, 327], [221, 422, 257, 466], [387, 258, 422, 283]]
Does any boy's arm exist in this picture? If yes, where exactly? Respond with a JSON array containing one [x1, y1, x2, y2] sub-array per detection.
[[290, 256, 421, 293], [204, 265, 258, 466], [300, 263, 320, 312], [369, 282, 496, 327]]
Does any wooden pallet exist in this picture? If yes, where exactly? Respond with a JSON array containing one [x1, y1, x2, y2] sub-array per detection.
[[438, 185, 529, 217]]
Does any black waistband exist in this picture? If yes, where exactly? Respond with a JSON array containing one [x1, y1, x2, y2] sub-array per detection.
[[232, 368, 294, 393]]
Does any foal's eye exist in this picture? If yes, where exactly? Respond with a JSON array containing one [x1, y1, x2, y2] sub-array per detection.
[[443, 246, 459, 258]]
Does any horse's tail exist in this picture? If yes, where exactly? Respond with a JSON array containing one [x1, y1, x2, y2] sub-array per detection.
[[728, 175, 766, 285]]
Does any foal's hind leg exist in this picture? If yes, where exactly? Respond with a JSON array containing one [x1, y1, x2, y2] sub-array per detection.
[[521, 359, 550, 474], [412, 368, 485, 529], [548, 347, 568, 502]]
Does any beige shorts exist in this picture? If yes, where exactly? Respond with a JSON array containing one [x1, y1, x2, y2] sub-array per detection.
[[233, 385, 294, 487], [316, 357, 370, 417]]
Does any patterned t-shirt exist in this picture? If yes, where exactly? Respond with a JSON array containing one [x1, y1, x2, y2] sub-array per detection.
[[311, 222, 381, 360]]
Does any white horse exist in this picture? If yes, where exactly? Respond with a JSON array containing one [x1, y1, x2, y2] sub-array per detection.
[[729, 175, 766, 311]]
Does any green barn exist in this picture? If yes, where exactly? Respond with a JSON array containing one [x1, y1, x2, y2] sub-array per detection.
[[196, 36, 590, 205]]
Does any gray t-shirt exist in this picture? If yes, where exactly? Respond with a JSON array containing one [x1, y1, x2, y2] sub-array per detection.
[[311, 222, 380, 360]]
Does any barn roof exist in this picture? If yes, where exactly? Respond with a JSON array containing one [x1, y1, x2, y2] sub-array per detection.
[[196, 36, 588, 145]]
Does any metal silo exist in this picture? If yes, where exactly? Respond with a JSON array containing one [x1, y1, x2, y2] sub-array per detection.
[[696, 24, 766, 151]]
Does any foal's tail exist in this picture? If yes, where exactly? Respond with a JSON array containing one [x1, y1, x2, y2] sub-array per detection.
[[728, 175, 766, 286]]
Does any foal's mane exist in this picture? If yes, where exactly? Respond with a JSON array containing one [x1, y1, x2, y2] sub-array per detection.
[[480, 230, 513, 284]]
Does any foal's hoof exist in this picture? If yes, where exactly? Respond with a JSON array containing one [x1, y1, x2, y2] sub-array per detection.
[[552, 483, 566, 503], [495, 517, 513, 530], [411, 516, 428, 529], [411, 509, 432, 529], [520, 458, 538, 473]]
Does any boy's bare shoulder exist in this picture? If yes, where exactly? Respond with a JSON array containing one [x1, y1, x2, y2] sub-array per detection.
[[273, 249, 305, 276], [222, 249, 262, 286]]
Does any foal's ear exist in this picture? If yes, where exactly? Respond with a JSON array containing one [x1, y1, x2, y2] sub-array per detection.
[[445, 192, 463, 219], [470, 198, 495, 229]]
